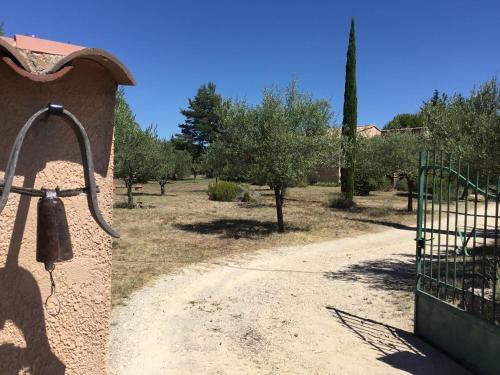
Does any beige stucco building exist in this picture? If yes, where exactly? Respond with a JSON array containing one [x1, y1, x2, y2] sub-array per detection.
[[0, 34, 134, 374], [311, 124, 382, 184]]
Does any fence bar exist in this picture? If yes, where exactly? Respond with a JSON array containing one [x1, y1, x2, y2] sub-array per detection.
[[430, 152, 437, 292], [437, 152, 444, 296], [471, 172, 479, 308], [423, 151, 429, 281], [415, 152, 426, 306], [493, 177, 499, 321], [445, 155, 452, 300], [480, 176, 489, 316], [462, 165, 470, 305], [453, 158, 460, 303]]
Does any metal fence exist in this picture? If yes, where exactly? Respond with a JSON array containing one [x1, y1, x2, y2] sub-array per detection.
[[416, 151, 499, 322]]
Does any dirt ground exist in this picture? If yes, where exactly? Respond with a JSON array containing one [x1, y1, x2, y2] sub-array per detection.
[[110, 224, 470, 374], [112, 180, 416, 306]]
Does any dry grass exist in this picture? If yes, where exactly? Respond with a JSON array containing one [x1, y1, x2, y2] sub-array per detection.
[[112, 179, 416, 306]]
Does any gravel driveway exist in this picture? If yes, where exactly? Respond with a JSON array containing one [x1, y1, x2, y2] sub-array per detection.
[[111, 226, 469, 374]]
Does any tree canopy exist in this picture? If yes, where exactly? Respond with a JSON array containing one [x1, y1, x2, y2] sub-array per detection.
[[211, 80, 336, 232], [384, 113, 423, 130], [356, 133, 426, 211], [422, 77, 500, 175], [341, 17, 357, 204], [114, 89, 191, 206], [175, 82, 223, 162]]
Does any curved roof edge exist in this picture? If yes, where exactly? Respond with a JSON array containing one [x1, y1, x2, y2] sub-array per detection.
[[0, 38, 135, 86], [1, 57, 74, 82], [0, 38, 31, 71], [48, 48, 135, 86]]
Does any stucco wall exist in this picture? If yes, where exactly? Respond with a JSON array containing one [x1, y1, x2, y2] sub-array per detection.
[[0, 58, 116, 374]]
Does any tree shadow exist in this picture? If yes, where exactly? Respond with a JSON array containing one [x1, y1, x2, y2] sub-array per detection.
[[326, 307, 467, 374], [283, 197, 326, 204], [346, 217, 416, 231], [115, 192, 177, 197], [174, 219, 306, 239], [130, 192, 165, 197], [324, 256, 415, 293]]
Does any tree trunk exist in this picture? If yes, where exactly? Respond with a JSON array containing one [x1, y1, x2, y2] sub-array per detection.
[[274, 187, 285, 233], [125, 177, 134, 209], [160, 181, 166, 195], [460, 186, 468, 201], [407, 178, 414, 212]]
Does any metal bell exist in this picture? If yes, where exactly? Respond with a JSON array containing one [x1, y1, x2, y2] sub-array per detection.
[[36, 190, 73, 271]]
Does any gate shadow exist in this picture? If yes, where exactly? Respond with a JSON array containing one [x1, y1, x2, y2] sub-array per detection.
[[326, 307, 467, 374]]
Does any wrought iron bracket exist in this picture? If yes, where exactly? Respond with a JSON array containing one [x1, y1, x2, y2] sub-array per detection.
[[0, 104, 119, 238]]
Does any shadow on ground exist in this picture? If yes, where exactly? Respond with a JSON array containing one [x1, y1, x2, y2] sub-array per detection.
[[326, 307, 466, 374], [174, 219, 306, 239], [346, 217, 415, 231], [346, 217, 498, 239], [116, 192, 177, 197], [324, 255, 414, 292]]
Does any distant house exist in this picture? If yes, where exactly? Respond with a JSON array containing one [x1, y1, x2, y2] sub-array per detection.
[[381, 126, 428, 135], [356, 124, 382, 137], [311, 124, 382, 184], [311, 124, 429, 184]]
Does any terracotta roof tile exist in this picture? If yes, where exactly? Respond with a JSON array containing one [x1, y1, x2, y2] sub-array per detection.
[[0, 34, 134, 85], [0, 36, 15, 46], [14, 34, 84, 56]]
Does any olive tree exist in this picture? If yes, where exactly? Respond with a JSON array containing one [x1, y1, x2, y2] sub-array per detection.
[[218, 81, 336, 232], [171, 150, 192, 180], [422, 77, 500, 176], [150, 139, 176, 195], [358, 133, 426, 211], [204, 141, 229, 182], [114, 90, 143, 208]]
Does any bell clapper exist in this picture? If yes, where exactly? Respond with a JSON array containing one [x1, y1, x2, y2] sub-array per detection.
[[45, 263, 61, 316]]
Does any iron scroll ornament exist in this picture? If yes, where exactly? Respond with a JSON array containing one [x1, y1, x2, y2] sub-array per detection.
[[0, 104, 119, 238]]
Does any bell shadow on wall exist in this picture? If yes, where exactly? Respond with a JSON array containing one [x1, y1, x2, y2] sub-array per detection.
[[0, 173, 65, 375]]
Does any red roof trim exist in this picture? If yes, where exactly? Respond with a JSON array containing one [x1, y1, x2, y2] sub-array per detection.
[[1, 56, 74, 82], [14, 34, 84, 56]]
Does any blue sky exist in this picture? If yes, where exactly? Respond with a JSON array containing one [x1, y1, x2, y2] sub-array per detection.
[[3, 0, 499, 137]]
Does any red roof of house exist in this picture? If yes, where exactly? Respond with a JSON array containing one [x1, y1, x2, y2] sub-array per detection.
[[0, 34, 135, 85], [1, 34, 84, 56]]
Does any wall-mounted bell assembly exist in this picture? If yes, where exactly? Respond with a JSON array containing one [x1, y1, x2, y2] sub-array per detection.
[[0, 104, 119, 314]]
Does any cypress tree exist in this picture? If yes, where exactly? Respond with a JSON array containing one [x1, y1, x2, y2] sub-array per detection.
[[340, 17, 357, 204]]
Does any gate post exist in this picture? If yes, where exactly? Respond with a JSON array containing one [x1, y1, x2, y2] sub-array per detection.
[[414, 151, 426, 333]]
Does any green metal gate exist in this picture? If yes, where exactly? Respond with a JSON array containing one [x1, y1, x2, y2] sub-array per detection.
[[415, 151, 500, 374]]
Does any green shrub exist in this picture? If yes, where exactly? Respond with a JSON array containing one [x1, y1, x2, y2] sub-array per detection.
[[395, 178, 408, 192], [328, 193, 355, 209], [241, 191, 252, 202], [314, 181, 340, 187], [288, 178, 309, 188], [207, 181, 241, 201], [354, 172, 380, 196]]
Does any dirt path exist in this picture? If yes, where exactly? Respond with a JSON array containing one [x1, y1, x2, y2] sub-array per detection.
[[110, 225, 469, 374]]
